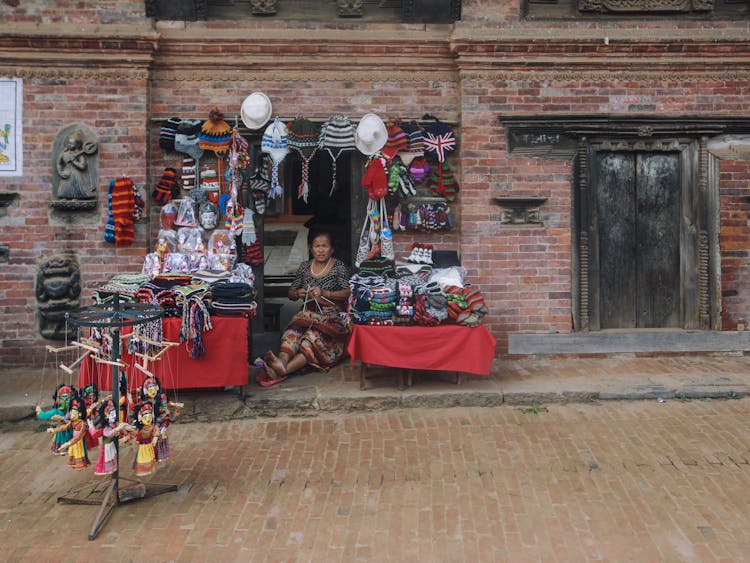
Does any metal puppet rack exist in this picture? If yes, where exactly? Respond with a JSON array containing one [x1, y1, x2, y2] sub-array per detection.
[[61, 293, 177, 541]]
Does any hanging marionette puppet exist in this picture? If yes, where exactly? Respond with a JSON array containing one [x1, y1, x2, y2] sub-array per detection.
[[80, 382, 102, 452], [132, 401, 159, 477], [118, 370, 135, 424], [90, 399, 132, 476], [50, 396, 90, 471], [154, 392, 183, 463], [36, 384, 76, 454]]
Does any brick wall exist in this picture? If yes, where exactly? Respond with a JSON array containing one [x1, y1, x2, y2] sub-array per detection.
[[1, 0, 145, 24], [0, 75, 149, 366], [460, 75, 750, 351]]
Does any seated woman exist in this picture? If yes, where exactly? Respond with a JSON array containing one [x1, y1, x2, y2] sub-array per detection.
[[258, 231, 352, 387]]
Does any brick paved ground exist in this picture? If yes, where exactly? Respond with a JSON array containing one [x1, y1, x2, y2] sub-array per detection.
[[2, 399, 750, 562]]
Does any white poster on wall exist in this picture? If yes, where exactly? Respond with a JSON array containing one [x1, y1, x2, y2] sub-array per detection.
[[0, 77, 23, 177]]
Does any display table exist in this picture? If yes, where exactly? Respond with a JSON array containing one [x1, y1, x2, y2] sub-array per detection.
[[347, 324, 496, 389], [78, 315, 250, 390]]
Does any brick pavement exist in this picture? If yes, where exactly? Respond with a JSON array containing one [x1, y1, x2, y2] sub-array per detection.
[[2, 399, 750, 561]]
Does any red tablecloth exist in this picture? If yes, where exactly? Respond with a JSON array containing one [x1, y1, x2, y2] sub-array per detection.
[[347, 324, 496, 376], [78, 316, 249, 390]]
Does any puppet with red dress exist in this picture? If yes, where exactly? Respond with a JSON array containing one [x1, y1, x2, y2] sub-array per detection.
[[132, 401, 158, 477]]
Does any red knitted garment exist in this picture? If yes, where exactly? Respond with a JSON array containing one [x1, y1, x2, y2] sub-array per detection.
[[111, 177, 135, 247]]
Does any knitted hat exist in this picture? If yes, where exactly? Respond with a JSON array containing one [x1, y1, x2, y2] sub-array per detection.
[[112, 177, 135, 247], [422, 114, 456, 163], [159, 117, 181, 152], [287, 118, 320, 203], [382, 121, 408, 160], [181, 157, 197, 189], [427, 161, 458, 201], [240, 92, 272, 130], [399, 121, 425, 167], [152, 167, 179, 204], [358, 255, 394, 277], [199, 108, 233, 155], [409, 157, 430, 183], [174, 119, 204, 161], [261, 117, 289, 199], [355, 113, 387, 156], [319, 114, 356, 195]]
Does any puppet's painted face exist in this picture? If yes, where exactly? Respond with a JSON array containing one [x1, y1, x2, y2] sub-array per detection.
[[83, 385, 97, 407], [140, 410, 153, 425], [70, 406, 81, 421], [144, 378, 159, 399], [106, 407, 117, 424], [57, 388, 73, 411]]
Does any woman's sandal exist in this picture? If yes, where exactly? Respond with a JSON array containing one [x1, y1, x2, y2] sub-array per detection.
[[256, 359, 288, 387]]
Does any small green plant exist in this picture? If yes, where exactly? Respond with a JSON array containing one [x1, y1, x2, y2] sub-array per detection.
[[520, 405, 548, 414], [677, 392, 692, 402]]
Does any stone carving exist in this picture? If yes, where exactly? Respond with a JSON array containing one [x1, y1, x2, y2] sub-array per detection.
[[338, 0, 364, 17], [251, 0, 277, 15], [36, 254, 81, 340], [50, 124, 99, 211], [578, 0, 713, 12]]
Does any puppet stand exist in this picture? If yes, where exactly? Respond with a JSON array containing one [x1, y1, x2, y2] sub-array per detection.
[[60, 293, 177, 541]]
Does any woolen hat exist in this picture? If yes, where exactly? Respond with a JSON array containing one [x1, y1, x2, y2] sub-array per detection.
[[174, 119, 204, 161], [199, 108, 233, 155], [355, 113, 387, 156], [422, 114, 456, 163], [382, 121, 408, 160], [399, 121, 425, 167], [287, 118, 321, 203], [319, 114, 356, 194], [159, 117, 181, 152], [261, 117, 289, 199], [240, 92, 272, 130]]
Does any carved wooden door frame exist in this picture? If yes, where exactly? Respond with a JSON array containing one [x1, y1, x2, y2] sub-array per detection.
[[573, 136, 717, 331], [498, 115, 750, 333]]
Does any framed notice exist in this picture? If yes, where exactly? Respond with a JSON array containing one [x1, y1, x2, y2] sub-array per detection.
[[0, 78, 23, 177]]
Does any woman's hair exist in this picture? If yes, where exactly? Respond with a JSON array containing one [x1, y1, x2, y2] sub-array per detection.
[[308, 230, 334, 248]]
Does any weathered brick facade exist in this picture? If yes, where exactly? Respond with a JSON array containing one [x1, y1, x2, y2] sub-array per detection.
[[1, 1, 749, 366]]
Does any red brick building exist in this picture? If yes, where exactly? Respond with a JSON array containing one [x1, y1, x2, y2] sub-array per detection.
[[1, 0, 749, 367]]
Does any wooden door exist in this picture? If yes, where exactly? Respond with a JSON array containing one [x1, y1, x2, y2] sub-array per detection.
[[595, 151, 681, 329]]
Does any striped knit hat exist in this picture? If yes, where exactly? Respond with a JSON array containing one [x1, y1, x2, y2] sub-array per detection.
[[427, 161, 458, 202], [382, 121, 408, 160], [112, 177, 135, 247], [318, 115, 356, 194], [261, 117, 289, 200], [175, 119, 204, 161], [159, 117, 181, 152], [399, 121, 425, 167], [287, 118, 320, 203], [199, 108, 233, 155]]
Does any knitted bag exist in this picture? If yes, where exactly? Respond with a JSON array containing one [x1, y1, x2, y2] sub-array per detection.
[[379, 198, 395, 261]]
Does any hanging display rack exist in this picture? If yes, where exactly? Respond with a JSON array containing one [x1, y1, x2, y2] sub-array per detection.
[[60, 294, 177, 541]]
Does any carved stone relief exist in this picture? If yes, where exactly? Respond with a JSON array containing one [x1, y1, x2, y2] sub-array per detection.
[[578, 0, 713, 12], [50, 124, 99, 211], [251, 0, 278, 14], [337, 0, 364, 17], [36, 253, 81, 340]]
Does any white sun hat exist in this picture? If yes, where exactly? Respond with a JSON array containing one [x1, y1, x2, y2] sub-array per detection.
[[355, 113, 387, 156], [240, 92, 272, 130]]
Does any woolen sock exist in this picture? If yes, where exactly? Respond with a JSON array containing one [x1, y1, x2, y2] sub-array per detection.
[[112, 177, 135, 247]]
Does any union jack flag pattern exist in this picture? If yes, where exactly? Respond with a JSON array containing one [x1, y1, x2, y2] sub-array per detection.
[[423, 131, 456, 163]]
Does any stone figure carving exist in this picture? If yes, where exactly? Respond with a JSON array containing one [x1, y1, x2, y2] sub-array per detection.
[[337, 0, 364, 16], [51, 124, 99, 211], [578, 0, 713, 12], [36, 254, 81, 340], [251, 0, 277, 15]]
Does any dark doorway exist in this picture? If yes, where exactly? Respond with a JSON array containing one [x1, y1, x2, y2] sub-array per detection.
[[594, 151, 681, 328]]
